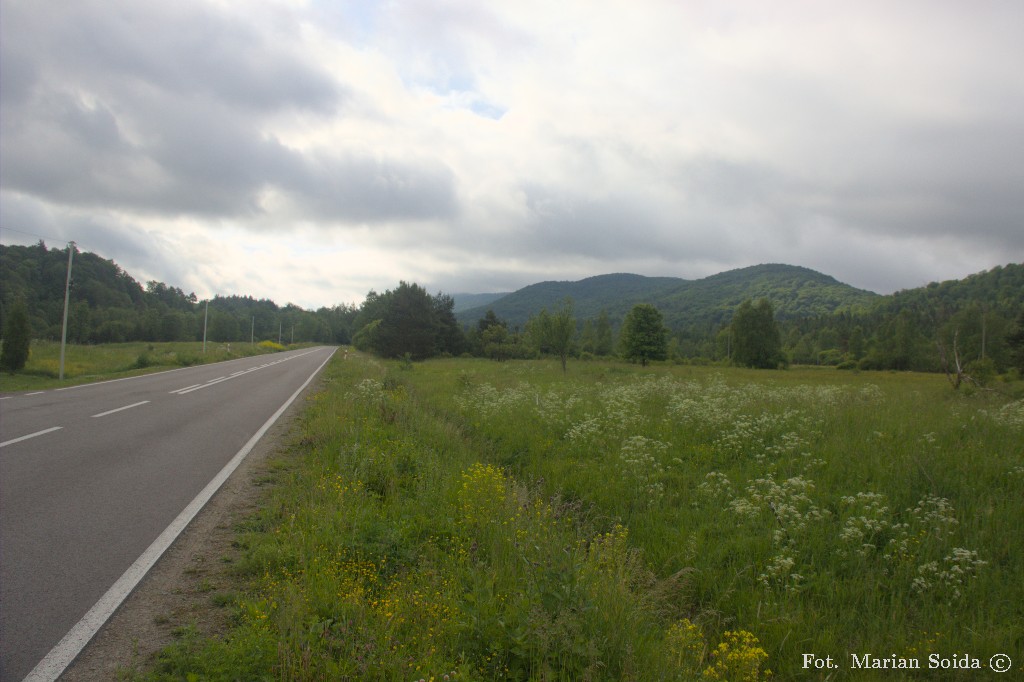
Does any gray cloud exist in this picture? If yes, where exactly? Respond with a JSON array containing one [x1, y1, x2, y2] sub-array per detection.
[[282, 152, 458, 223], [2, 0, 1022, 307], [3, 0, 342, 114]]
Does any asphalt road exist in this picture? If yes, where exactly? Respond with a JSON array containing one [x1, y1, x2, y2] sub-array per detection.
[[0, 346, 336, 681]]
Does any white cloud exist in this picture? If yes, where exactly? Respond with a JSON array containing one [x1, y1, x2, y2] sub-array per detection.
[[2, 0, 1022, 307]]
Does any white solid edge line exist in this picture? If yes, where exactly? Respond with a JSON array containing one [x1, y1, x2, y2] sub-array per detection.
[[23, 347, 337, 682], [0, 426, 63, 449]]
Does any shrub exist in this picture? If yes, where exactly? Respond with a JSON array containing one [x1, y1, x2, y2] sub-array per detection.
[[257, 340, 285, 352], [1, 299, 32, 373]]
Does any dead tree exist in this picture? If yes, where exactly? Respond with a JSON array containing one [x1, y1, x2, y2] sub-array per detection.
[[936, 328, 976, 390]]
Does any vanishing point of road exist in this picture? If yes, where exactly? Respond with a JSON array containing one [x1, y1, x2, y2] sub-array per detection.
[[0, 346, 336, 681]]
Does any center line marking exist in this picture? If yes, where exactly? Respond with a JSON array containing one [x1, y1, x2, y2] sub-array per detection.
[[1, 426, 63, 448], [91, 401, 150, 418]]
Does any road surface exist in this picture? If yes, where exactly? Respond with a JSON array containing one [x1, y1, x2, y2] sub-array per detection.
[[0, 346, 336, 681]]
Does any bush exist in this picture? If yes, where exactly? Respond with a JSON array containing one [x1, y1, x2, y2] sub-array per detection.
[[257, 340, 285, 352], [133, 352, 155, 369], [1, 299, 32, 373]]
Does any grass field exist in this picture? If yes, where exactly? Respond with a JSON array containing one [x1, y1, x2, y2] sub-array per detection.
[[0, 340, 290, 392], [132, 352, 1021, 680]]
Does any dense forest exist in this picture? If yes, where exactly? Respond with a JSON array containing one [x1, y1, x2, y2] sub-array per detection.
[[0, 242, 359, 346], [2, 241, 1021, 375]]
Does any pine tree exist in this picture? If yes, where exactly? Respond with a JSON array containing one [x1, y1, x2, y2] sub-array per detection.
[[376, 282, 437, 360]]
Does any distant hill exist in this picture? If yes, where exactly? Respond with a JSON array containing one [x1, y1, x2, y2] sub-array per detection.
[[452, 292, 510, 313], [456, 264, 880, 332], [4, 239, 1018, 372]]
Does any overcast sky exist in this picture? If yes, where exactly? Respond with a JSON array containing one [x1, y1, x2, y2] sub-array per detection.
[[2, 1, 1022, 308]]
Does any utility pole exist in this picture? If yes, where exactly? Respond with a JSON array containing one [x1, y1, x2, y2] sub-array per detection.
[[58, 242, 75, 380], [278, 321, 282, 345], [251, 316, 255, 345], [203, 299, 209, 354]]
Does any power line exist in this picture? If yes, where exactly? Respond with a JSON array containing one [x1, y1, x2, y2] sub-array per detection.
[[0, 226, 71, 245]]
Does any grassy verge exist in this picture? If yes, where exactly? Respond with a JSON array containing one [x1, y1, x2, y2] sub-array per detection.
[[0, 340, 298, 392], [133, 353, 1023, 680]]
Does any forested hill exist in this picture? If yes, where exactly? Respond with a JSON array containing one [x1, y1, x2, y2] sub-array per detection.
[[0, 242, 357, 344], [3, 241, 1020, 373], [456, 264, 880, 330]]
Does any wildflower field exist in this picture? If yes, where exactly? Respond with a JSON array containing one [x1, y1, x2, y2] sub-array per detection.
[[142, 352, 1022, 680]]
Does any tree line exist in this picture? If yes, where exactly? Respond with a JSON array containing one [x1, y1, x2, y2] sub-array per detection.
[[346, 282, 789, 371], [347, 278, 1023, 381], [0, 242, 359, 347], [3, 242, 1021, 377]]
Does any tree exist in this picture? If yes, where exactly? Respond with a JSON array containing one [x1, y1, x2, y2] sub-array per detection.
[[848, 325, 865, 360], [731, 298, 784, 369], [432, 292, 467, 356], [376, 282, 437, 359], [529, 298, 576, 372], [1, 298, 32, 373], [619, 303, 667, 366], [593, 309, 614, 356], [1006, 309, 1024, 373], [476, 309, 515, 360]]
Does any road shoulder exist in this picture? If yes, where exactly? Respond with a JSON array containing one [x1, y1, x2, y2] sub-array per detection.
[[59, 374, 319, 680]]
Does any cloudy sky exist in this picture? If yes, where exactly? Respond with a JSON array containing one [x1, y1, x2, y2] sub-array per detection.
[[2, 1, 1022, 308]]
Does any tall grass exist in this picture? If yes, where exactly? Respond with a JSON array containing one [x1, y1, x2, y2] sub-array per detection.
[[0, 340, 292, 391], [137, 354, 1022, 680]]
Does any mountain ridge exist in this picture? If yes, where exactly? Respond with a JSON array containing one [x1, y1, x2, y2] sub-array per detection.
[[455, 263, 880, 331]]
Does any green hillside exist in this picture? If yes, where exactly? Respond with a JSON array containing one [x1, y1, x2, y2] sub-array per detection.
[[4, 239, 1019, 374], [0, 242, 357, 345], [457, 264, 879, 332], [451, 292, 510, 313]]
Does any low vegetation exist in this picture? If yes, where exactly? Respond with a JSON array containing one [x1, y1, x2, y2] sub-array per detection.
[[132, 352, 1022, 680], [0, 340, 291, 392]]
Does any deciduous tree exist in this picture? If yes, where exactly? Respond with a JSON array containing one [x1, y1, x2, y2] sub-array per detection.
[[529, 298, 576, 372], [619, 303, 667, 366], [731, 298, 784, 369], [1, 298, 31, 373]]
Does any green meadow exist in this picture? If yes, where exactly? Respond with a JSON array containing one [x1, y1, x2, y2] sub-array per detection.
[[0, 339, 290, 392], [136, 353, 1021, 680]]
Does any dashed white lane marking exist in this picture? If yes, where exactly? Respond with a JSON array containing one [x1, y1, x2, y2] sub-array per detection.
[[23, 347, 337, 682], [0, 426, 64, 449], [91, 401, 150, 418], [26, 392, 45, 396], [168, 350, 318, 396]]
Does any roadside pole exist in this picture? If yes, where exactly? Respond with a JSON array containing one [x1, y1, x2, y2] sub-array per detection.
[[58, 242, 75, 381]]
